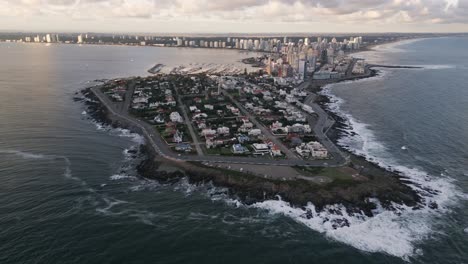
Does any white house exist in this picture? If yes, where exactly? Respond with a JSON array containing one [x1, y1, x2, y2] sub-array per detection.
[[170, 112, 183, 123], [252, 143, 270, 155], [217, 126, 230, 136], [154, 114, 165, 124], [295, 143, 311, 157], [204, 104, 214, 110], [307, 141, 328, 159], [248, 129, 262, 137], [201, 129, 216, 138], [133, 96, 149, 104]]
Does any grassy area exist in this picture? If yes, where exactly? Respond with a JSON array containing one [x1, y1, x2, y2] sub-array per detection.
[[206, 147, 251, 156], [294, 166, 355, 181]]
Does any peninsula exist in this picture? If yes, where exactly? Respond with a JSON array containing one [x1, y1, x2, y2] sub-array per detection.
[[79, 41, 425, 220]]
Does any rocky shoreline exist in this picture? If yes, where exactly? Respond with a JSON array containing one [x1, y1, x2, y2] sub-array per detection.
[[78, 82, 423, 221]]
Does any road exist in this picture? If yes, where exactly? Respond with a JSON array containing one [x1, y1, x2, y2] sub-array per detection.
[[222, 91, 299, 160], [174, 88, 204, 156], [304, 93, 348, 165], [91, 85, 348, 167]]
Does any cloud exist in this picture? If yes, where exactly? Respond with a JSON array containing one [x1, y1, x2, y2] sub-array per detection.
[[1, 0, 467, 28]]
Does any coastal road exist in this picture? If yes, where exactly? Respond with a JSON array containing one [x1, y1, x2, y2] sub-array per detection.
[[304, 92, 348, 166], [91, 86, 347, 167]]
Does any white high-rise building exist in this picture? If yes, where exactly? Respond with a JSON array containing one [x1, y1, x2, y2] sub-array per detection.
[[77, 35, 83, 44]]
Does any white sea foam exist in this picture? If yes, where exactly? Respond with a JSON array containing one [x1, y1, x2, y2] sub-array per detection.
[[293, 78, 467, 259], [253, 199, 430, 259], [412, 65, 456, 70], [0, 149, 89, 188], [113, 127, 146, 145], [0, 149, 48, 159], [109, 174, 137, 181]]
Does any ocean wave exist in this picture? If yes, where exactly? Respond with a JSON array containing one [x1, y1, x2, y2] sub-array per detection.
[[0, 149, 92, 190], [412, 65, 456, 70], [252, 199, 430, 259], [92, 121, 145, 145], [310, 80, 466, 259], [109, 174, 137, 181], [371, 38, 425, 53], [0, 149, 49, 159]]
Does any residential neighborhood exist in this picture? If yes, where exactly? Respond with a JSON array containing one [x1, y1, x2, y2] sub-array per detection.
[[103, 72, 330, 160]]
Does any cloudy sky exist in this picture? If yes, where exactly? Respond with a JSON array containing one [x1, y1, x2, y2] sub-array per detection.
[[1, 0, 467, 33]]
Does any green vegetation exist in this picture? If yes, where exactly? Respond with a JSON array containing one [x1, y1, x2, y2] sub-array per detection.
[[294, 166, 354, 181]]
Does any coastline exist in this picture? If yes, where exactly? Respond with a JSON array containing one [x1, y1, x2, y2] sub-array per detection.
[[78, 70, 422, 218]]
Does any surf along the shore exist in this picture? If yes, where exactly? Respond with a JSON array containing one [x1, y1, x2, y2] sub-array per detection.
[[314, 39, 466, 259], [74, 37, 468, 260]]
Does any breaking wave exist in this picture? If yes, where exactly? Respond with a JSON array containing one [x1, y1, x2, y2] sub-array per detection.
[[278, 80, 465, 260]]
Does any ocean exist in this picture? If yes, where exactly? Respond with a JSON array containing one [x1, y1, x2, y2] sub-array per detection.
[[0, 39, 467, 264]]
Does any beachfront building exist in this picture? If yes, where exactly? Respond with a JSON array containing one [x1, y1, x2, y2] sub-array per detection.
[[252, 143, 270, 155], [307, 141, 328, 159]]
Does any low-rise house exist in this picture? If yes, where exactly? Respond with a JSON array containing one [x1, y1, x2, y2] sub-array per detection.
[[270, 145, 282, 157], [252, 143, 270, 155], [153, 114, 165, 124], [189, 106, 198, 112], [285, 94, 297, 103], [196, 121, 206, 130], [229, 106, 240, 115], [239, 122, 254, 133], [175, 143, 192, 152], [271, 121, 283, 130], [133, 96, 149, 104], [287, 123, 312, 134], [192, 113, 208, 121], [201, 129, 216, 138], [170, 112, 183, 123], [248, 129, 262, 137], [307, 141, 328, 159], [295, 143, 311, 157], [206, 138, 225, 149], [173, 130, 183, 143], [204, 104, 214, 110], [237, 134, 250, 144], [217, 126, 230, 136], [232, 144, 248, 154]]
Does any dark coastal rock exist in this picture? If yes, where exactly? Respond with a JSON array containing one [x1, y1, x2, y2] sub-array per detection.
[[79, 83, 422, 217]]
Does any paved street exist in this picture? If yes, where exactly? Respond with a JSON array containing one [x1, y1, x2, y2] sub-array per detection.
[[91, 82, 348, 167], [222, 91, 299, 160]]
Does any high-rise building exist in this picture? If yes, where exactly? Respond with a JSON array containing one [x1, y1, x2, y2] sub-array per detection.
[[77, 35, 83, 44], [298, 59, 307, 80]]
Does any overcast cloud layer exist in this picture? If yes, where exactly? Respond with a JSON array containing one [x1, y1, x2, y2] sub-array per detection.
[[1, 0, 467, 33]]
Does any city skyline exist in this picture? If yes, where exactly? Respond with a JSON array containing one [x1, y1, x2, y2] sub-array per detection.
[[1, 0, 468, 33]]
